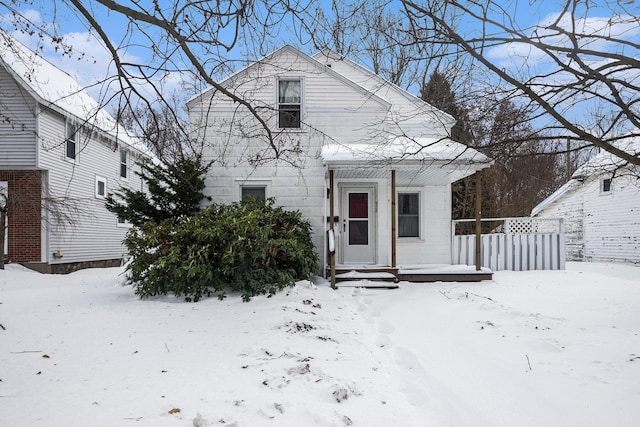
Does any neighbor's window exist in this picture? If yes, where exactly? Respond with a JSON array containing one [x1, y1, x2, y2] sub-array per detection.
[[398, 192, 420, 238], [95, 175, 107, 198], [120, 148, 128, 179], [278, 79, 301, 128], [601, 178, 612, 193], [65, 120, 77, 160], [241, 185, 266, 202], [117, 217, 132, 227]]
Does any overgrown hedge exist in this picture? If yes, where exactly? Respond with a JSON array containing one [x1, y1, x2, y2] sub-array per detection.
[[124, 198, 318, 302]]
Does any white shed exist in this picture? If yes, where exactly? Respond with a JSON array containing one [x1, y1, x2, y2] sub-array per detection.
[[532, 138, 640, 264]]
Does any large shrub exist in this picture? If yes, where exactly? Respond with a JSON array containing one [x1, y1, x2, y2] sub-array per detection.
[[124, 198, 318, 301]]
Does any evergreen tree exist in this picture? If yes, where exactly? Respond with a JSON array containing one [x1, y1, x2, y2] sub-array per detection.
[[106, 156, 211, 226], [421, 70, 484, 228]]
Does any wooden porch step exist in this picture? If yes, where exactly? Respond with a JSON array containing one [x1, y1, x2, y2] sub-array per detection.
[[333, 269, 399, 283], [327, 266, 493, 283], [334, 280, 400, 289]]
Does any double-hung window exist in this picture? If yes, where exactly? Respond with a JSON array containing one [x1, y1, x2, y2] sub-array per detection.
[[398, 192, 420, 238], [278, 79, 301, 129], [65, 120, 77, 160], [95, 175, 107, 198], [120, 148, 128, 179]]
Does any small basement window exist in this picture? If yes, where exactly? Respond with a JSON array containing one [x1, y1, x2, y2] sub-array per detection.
[[241, 186, 266, 202]]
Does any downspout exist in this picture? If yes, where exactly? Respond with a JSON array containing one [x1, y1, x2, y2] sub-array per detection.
[[391, 169, 396, 268], [475, 170, 482, 271], [329, 169, 336, 289]]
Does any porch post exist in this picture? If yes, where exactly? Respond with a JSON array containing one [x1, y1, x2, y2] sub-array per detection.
[[475, 170, 482, 271], [329, 169, 337, 289], [391, 169, 397, 268]]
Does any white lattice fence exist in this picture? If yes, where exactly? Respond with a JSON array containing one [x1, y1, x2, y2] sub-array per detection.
[[452, 218, 565, 271]]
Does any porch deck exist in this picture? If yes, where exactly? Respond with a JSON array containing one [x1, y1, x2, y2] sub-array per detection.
[[330, 264, 493, 283]]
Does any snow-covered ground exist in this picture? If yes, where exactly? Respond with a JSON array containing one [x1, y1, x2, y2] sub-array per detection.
[[1, 262, 639, 426]]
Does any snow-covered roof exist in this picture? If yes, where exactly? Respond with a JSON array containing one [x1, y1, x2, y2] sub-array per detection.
[[531, 135, 639, 216], [572, 136, 640, 178], [322, 137, 491, 165], [0, 31, 149, 156]]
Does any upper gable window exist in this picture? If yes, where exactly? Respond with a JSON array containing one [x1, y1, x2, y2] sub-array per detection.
[[65, 120, 77, 160], [278, 79, 301, 129], [601, 178, 612, 194]]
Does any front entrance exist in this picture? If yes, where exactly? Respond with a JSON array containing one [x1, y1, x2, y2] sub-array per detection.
[[340, 185, 376, 264]]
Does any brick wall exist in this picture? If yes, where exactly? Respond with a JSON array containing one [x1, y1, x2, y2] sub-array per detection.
[[0, 170, 42, 262]]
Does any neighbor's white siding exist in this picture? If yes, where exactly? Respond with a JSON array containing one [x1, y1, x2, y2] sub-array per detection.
[[37, 107, 145, 264], [0, 65, 38, 167], [536, 173, 640, 264]]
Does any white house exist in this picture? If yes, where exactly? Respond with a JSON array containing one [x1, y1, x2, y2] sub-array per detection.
[[187, 46, 492, 278], [0, 32, 149, 273], [532, 138, 640, 264]]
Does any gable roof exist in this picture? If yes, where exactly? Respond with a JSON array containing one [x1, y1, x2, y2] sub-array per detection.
[[312, 49, 456, 127], [0, 30, 148, 155], [187, 45, 390, 109]]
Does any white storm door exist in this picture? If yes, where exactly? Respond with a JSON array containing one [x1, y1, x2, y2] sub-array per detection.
[[341, 186, 375, 264]]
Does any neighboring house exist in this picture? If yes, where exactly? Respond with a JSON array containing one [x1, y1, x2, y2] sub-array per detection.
[[532, 139, 640, 264], [0, 32, 149, 273], [187, 46, 492, 275]]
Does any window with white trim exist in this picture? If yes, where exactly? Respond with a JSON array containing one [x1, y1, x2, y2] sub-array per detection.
[[117, 217, 132, 228], [95, 175, 107, 198], [278, 79, 301, 128], [601, 178, 612, 194], [120, 148, 128, 179], [241, 185, 266, 202], [398, 192, 420, 238], [65, 120, 77, 160]]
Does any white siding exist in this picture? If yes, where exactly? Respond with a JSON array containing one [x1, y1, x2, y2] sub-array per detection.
[[37, 108, 145, 264], [582, 174, 640, 263], [191, 47, 470, 268], [192, 48, 391, 260], [396, 184, 453, 265], [536, 172, 640, 264], [0, 65, 38, 167]]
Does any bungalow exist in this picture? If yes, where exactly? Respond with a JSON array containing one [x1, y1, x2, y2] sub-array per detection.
[[0, 31, 149, 273], [532, 138, 640, 264], [187, 46, 492, 280]]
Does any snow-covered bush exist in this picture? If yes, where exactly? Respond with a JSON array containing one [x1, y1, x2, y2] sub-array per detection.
[[124, 198, 318, 302]]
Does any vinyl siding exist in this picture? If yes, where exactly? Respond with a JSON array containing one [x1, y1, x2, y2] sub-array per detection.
[[191, 49, 391, 258], [0, 65, 38, 167], [191, 47, 465, 267], [37, 108, 145, 264]]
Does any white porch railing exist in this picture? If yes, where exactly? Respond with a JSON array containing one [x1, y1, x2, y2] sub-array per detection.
[[452, 218, 565, 271]]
